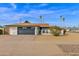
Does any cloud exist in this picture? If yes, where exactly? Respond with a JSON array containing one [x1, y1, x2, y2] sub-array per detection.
[[70, 10, 79, 15], [28, 10, 54, 15], [10, 3, 16, 9], [0, 7, 12, 13], [38, 3, 48, 7]]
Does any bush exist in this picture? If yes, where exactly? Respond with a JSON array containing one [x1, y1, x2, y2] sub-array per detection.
[[49, 26, 62, 36], [0, 30, 3, 35]]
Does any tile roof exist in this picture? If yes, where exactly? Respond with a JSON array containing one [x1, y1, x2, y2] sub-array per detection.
[[6, 23, 50, 27]]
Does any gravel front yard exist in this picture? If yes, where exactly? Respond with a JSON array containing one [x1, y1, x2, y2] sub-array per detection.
[[0, 33, 79, 56]]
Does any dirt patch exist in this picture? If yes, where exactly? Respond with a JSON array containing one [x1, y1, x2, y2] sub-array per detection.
[[58, 44, 79, 56]]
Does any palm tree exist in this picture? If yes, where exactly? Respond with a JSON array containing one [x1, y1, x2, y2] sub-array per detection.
[[39, 15, 44, 24], [60, 15, 65, 22], [60, 16, 66, 35], [60, 15, 65, 27]]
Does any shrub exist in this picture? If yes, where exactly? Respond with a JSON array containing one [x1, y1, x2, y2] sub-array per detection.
[[0, 30, 3, 35], [49, 26, 62, 36]]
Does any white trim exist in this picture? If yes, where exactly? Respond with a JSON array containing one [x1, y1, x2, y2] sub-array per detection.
[[35, 27, 38, 35]]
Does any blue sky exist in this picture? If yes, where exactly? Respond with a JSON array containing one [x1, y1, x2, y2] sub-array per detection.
[[0, 3, 79, 27]]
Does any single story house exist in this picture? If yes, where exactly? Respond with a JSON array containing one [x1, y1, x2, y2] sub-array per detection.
[[4, 22, 51, 35]]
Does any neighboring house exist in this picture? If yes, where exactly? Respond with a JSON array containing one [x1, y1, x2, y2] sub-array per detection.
[[70, 29, 79, 33], [4, 22, 51, 35], [69, 27, 79, 33]]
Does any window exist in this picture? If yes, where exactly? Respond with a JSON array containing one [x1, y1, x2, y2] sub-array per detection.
[[42, 29, 48, 33], [42, 30, 45, 33], [23, 27, 27, 29], [18, 27, 27, 29], [46, 30, 48, 33], [27, 27, 35, 29], [19, 27, 35, 29], [27, 27, 31, 29], [22, 27, 33, 29], [31, 27, 35, 29]]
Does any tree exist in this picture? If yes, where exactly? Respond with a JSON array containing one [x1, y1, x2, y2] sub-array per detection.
[[60, 16, 65, 22], [24, 20, 30, 23], [39, 15, 44, 24], [60, 15, 65, 28]]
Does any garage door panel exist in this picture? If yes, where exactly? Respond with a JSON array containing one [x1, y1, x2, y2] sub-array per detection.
[[18, 27, 35, 35]]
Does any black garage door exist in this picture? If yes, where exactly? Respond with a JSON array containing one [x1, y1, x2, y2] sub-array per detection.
[[18, 27, 35, 35]]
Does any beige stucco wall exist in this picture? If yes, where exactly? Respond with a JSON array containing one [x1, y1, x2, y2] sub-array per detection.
[[9, 27, 17, 35]]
